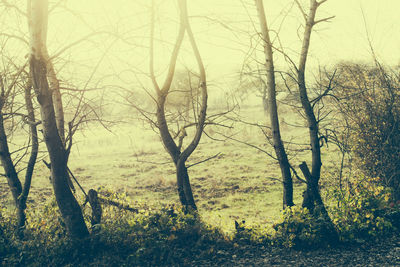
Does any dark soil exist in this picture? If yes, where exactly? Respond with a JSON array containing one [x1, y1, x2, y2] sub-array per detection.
[[188, 235, 400, 267], [2, 234, 399, 266]]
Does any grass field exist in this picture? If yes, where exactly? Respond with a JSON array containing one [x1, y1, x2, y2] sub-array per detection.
[[0, 104, 343, 234]]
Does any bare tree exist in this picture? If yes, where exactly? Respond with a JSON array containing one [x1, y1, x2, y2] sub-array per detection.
[[0, 63, 38, 234], [279, 0, 339, 243], [27, 0, 89, 239], [250, 0, 338, 242], [149, 0, 207, 211], [294, 0, 334, 214], [254, 0, 294, 208]]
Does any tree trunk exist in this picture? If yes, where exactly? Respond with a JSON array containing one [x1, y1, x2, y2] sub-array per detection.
[[48, 67, 64, 143], [149, 0, 205, 211], [30, 57, 89, 239], [0, 73, 38, 235], [255, 0, 294, 208], [41, 47, 65, 144], [46, 61, 75, 192], [176, 160, 196, 210], [19, 79, 39, 227], [299, 162, 339, 243], [297, 0, 323, 212], [0, 112, 24, 228], [156, 96, 197, 211], [28, 0, 89, 238], [295, 0, 339, 244]]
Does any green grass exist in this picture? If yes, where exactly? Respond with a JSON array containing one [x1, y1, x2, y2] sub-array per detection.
[[1, 105, 343, 234]]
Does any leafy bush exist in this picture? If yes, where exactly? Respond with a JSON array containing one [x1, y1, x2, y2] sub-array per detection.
[[90, 192, 228, 265], [232, 220, 271, 245], [0, 209, 15, 263], [329, 175, 398, 242], [334, 63, 400, 199], [272, 206, 332, 249], [1, 190, 228, 266]]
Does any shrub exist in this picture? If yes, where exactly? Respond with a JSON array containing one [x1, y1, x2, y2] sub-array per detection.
[[232, 220, 271, 245], [95, 202, 227, 266], [0, 209, 15, 263], [272, 206, 332, 249], [1, 189, 228, 266], [334, 62, 400, 199], [329, 174, 399, 242]]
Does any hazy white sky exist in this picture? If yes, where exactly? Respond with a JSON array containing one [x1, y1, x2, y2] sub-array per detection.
[[53, 0, 399, 81], [2, 0, 399, 91]]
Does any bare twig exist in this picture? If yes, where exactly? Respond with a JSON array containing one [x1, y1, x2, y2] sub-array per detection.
[[217, 131, 277, 160], [0, 0, 27, 16], [294, 0, 307, 22], [187, 152, 221, 168], [313, 15, 335, 26]]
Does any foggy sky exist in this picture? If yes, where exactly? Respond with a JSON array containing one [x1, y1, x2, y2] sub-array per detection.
[[2, 0, 398, 93]]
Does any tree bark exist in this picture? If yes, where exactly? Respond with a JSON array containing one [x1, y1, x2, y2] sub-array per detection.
[[28, 0, 89, 239], [17, 78, 39, 231], [30, 57, 89, 239], [21, 78, 38, 206], [176, 159, 196, 210], [299, 162, 339, 243], [0, 111, 24, 227], [254, 0, 294, 208], [0, 70, 38, 235], [41, 49, 65, 144], [149, 0, 207, 211], [44, 53, 75, 192], [297, 0, 322, 212], [295, 0, 339, 244]]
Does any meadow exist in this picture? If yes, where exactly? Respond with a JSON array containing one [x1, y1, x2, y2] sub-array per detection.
[[0, 103, 340, 234]]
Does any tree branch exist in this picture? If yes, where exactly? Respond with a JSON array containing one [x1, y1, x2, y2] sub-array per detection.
[[313, 15, 335, 26], [294, 0, 307, 21], [187, 152, 221, 168], [1, 0, 27, 16]]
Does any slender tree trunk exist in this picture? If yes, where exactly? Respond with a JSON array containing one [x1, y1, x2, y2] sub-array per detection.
[[255, 0, 294, 208], [20, 79, 38, 214], [298, 70, 321, 211], [28, 0, 89, 239], [295, 0, 339, 244], [46, 59, 75, 192], [176, 160, 196, 210], [157, 92, 197, 210], [177, 0, 207, 211], [43, 52, 65, 144], [300, 162, 338, 242], [0, 112, 24, 227], [175, 159, 187, 207], [30, 57, 89, 239], [156, 95, 197, 210], [0, 73, 38, 235], [297, 0, 322, 212], [149, 0, 206, 211]]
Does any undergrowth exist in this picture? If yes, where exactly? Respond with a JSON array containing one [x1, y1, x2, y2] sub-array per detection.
[[1, 184, 399, 266], [0, 190, 229, 266]]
